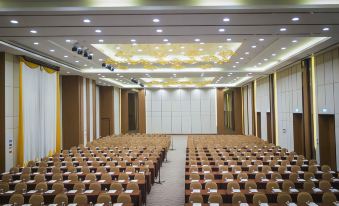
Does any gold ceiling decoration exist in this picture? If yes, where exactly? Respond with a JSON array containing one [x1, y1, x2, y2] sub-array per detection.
[[92, 42, 242, 70], [141, 77, 214, 87]]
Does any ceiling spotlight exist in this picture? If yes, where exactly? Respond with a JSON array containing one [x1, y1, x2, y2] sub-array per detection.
[[292, 39, 298, 43], [194, 38, 200, 42], [99, 58, 103, 61], [281, 47, 286, 50], [232, 65, 236, 68], [33, 42, 39, 45], [218, 45, 223, 48], [99, 39, 104, 43], [116, 47, 121, 50], [156, 29, 163, 33], [200, 42, 205, 45], [251, 45, 257, 48], [83, 50, 89, 57], [66, 39, 71, 43], [49, 49, 55, 52], [75, 60, 79, 63], [291, 17, 300, 22], [10, 20, 18, 24], [131, 39, 136, 42], [235, 61, 239, 64], [84, 64, 87, 67], [272, 53, 276, 56], [95, 29, 102, 33], [83, 19, 91, 23], [199, 48, 203, 51], [163, 38, 168, 42], [137, 49, 143, 52], [218, 28, 225, 32], [226, 38, 232, 41], [153, 18, 160, 23], [322, 27, 330, 31], [30, 30, 37, 34], [280, 27, 287, 32], [264, 58, 268, 61], [259, 38, 265, 41], [64, 55, 68, 58], [245, 52, 250, 55], [66, 72, 70, 74], [240, 57, 244, 60], [223, 17, 230, 22], [77, 48, 83, 55]]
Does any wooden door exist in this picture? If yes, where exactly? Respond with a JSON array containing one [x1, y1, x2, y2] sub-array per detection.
[[257, 112, 261, 138], [267, 112, 272, 143], [293, 113, 304, 155], [319, 114, 336, 170], [100, 118, 110, 137]]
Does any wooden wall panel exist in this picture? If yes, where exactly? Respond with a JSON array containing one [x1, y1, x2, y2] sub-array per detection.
[[86, 79, 90, 142], [138, 89, 146, 133], [92, 80, 96, 139], [233, 87, 243, 134], [216, 88, 225, 134], [0, 53, 5, 172], [99, 86, 114, 137], [121, 89, 129, 134], [62, 76, 83, 149]]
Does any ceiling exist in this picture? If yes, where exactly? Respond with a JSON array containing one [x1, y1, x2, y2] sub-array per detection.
[[0, 4, 339, 88]]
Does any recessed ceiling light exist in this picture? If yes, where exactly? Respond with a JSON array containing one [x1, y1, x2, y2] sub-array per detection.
[[166, 42, 171, 45], [99, 39, 104, 43], [155, 46, 159, 49], [199, 48, 203, 51], [264, 58, 268, 61], [194, 38, 200, 42], [281, 47, 286, 50], [83, 19, 91, 23], [232, 65, 236, 68], [102, 76, 105, 78], [65, 39, 71, 43], [173, 73, 176, 76], [137, 49, 143, 52], [226, 38, 232, 42], [181, 52, 185, 55], [84, 64, 87, 66], [95, 29, 102, 33], [64, 55, 68, 58], [272, 53, 276, 56], [66, 71, 70, 74], [168, 49, 173, 52], [240, 57, 244, 60], [291, 17, 300, 21], [218, 45, 223, 48], [132, 43, 137, 46], [153, 18, 160, 23], [223, 17, 230, 22], [258, 62, 262, 65], [33, 42, 39, 45], [227, 74, 231, 77], [245, 52, 250, 55], [292, 40, 298, 43], [251, 45, 257, 48], [322, 27, 330, 31], [75, 60, 79, 63], [116, 47, 121, 50], [99, 59, 103, 61], [218, 28, 225, 32], [280, 27, 287, 32], [131, 39, 136, 42], [235, 61, 239, 64], [180, 46, 185, 49], [259, 38, 265, 41], [200, 42, 205, 45], [248, 73, 252, 75], [98, 74, 101, 76], [10, 20, 18, 24], [30, 30, 37, 34], [156, 29, 163, 33], [49, 49, 55, 52], [163, 38, 168, 42]]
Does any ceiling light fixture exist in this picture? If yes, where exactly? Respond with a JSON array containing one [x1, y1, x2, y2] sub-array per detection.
[[75, 60, 79, 63], [322, 27, 330, 31], [280, 27, 287, 32], [64, 55, 68, 58], [30, 30, 37, 34], [259, 38, 265, 41], [10, 20, 18, 24], [194, 38, 200, 42], [291, 17, 300, 21], [99, 39, 104, 43], [49, 49, 55, 52], [156, 29, 163, 33], [83, 19, 91, 23], [218, 28, 225, 32], [153, 18, 160, 23], [251, 45, 257, 48], [232, 65, 236, 68], [292, 40, 298, 43], [163, 38, 168, 42], [95, 29, 102, 33], [226, 38, 232, 42], [245, 52, 250, 55], [272, 53, 276, 56], [223, 17, 230, 22], [33, 42, 39, 45], [281, 47, 286, 50]]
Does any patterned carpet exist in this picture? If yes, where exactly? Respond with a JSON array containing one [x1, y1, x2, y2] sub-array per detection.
[[147, 135, 187, 206]]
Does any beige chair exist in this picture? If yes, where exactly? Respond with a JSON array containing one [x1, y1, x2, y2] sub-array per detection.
[[277, 192, 292, 205], [232, 193, 247, 204], [85, 173, 96, 181], [73, 182, 86, 192], [205, 181, 218, 190], [189, 193, 204, 203], [222, 173, 234, 180], [118, 173, 129, 181], [97, 166, 107, 173], [54, 193, 68, 205], [34, 174, 45, 183], [20, 173, 30, 181], [297, 192, 313, 206], [101, 173, 112, 181], [73, 194, 88, 205], [126, 182, 139, 191], [9, 194, 25, 205], [35, 182, 48, 192], [37, 167, 47, 174], [110, 182, 123, 192], [52, 173, 63, 181], [22, 167, 31, 174], [271, 172, 282, 181], [81, 166, 91, 174], [10, 167, 19, 174], [237, 172, 248, 180], [244, 181, 257, 190], [52, 182, 65, 194], [303, 180, 315, 193], [15, 182, 27, 193], [89, 182, 101, 193], [253, 193, 268, 206], [291, 165, 301, 173], [68, 173, 78, 182], [304, 172, 315, 181], [322, 172, 333, 181], [321, 165, 331, 172], [308, 165, 318, 173], [51, 167, 61, 174], [29, 194, 44, 206], [282, 180, 295, 192], [2, 173, 12, 182], [226, 181, 240, 192], [208, 193, 223, 204], [255, 173, 266, 181], [289, 172, 299, 183], [190, 182, 202, 190], [97, 194, 112, 204], [117, 193, 132, 203], [0, 182, 9, 192], [134, 173, 145, 181], [322, 191, 337, 205], [319, 180, 331, 191], [266, 181, 279, 192]]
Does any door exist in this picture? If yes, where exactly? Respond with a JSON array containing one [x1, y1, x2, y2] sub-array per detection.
[[100, 118, 110, 137], [318, 114, 336, 170], [293, 113, 304, 155], [267, 112, 272, 143]]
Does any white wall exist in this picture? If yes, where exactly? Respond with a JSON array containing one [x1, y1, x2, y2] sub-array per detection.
[[242, 84, 253, 135], [4, 53, 19, 170], [114, 87, 120, 135], [256, 77, 270, 140], [145, 88, 217, 134], [276, 63, 303, 151], [315, 48, 339, 166], [96, 86, 100, 138]]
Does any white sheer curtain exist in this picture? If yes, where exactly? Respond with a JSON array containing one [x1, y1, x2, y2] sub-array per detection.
[[21, 63, 57, 162]]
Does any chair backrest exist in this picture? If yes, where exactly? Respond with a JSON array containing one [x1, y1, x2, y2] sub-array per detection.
[[54, 193, 68, 205], [205, 181, 218, 190], [189, 193, 203, 203], [255, 173, 265, 181], [271, 172, 282, 180], [35, 182, 48, 192], [74, 194, 88, 205], [204, 173, 214, 180], [297, 192, 313, 206], [278, 166, 287, 174], [266, 182, 279, 192], [253, 193, 268, 206], [20, 173, 30, 181], [190, 182, 202, 190], [9, 194, 25, 205], [0, 182, 9, 192], [34, 174, 45, 183], [232, 193, 247, 204], [244, 181, 257, 190], [282, 180, 295, 192], [208, 193, 222, 204], [85, 173, 96, 181], [110, 182, 123, 191], [303, 180, 315, 193], [89, 182, 101, 193], [322, 172, 333, 181], [81, 166, 91, 174], [222, 173, 233, 180], [308, 165, 318, 173], [134, 173, 145, 181], [97, 194, 112, 204], [322, 191, 337, 205], [52, 183, 65, 194], [15, 182, 27, 193], [73, 182, 86, 192], [288, 172, 299, 183], [321, 165, 331, 172], [52, 173, 63, 181], [304, 172, 315, 181], [118, 173, 129, 181], [227, 181, 240, 191], [126, 182, 139, 191], [117, 193, 132, 203], [2, 173, 12, 182], [29, 194, 44, 206], [277, 192, 292, 205], [319, 180, 331, 191], [237, 172, 248, 180], [101, 173, 112, 181]]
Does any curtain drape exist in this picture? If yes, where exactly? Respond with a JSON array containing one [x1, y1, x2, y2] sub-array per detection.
[[17, 58, 60, 165]]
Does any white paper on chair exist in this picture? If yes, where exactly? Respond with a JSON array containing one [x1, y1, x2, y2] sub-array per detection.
[[333, 178, 339, 182], [225, 179, 233, 182], [249, 189, 258, 193], [118, 180, 125, 183], [276, 179, 284, 182], [232, 189, 241, 193], [125, 189, 133, 194], [287, 203, 297, 206], [192, 189, 201, 193], [330, 188, 339, 192], [192, 203, 201, 206], [68, 204, 77, 206], [209, 189, 218, 193], [5, 190, 15, 194], [27, 190, 37, 194], [13, 180, 21, 183], [289, 188, 299, 193], [131, 179, 138, 183], [98, 180, 105, 183], [191, 179, 199, 182], [22, 204, 32, 206], [48, 180, 56, 184], [259, 203, 269, 206], [272, 189, 282, 193], [126, 172, 132, 175], [94, 204, 104, 206], [63, 180, 71, 183], [27, 180, 35, 183], [113, 204, 123, 206], [222, 171, 228, 174], [240, 203, 249, 206], [45, 190, 55, 194], [108, 190, 117, 194], [310, 178, 318, 182], [68, 190, 77, 194], [307, 202, 318, 206], [261, 178, 269, 182], [83, 180, 91, 183], [48, 204, 58, 206], [209, 204, 219, 206], [298, 179, 305, 182], [84, 190, 94, 194], [313, 188, 322, 193]]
